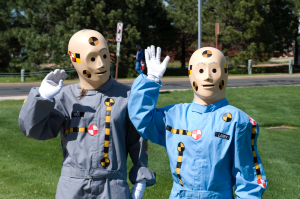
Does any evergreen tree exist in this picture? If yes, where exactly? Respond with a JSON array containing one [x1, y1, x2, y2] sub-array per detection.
[[5, 0, 173, 77], [165, 0, 198, 68], [167, 0, 297, 66]]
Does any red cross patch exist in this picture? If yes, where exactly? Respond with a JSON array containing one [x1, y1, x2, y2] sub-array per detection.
[[257, 178, 266, 188], [69, 51, 75, 62], [192, 129, 202, 140], [248, 117, 257, 126], [88, 124, 99, 136]]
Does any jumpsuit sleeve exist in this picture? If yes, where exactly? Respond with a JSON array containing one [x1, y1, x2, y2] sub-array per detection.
[[126, 115, 156, 187], [232, 119, 267, 199], [127, 74, 167, 147], [19, 87, 65, 140]]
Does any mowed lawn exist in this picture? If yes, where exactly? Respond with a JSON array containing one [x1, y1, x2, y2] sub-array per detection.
[[0, 85, 299, 198]]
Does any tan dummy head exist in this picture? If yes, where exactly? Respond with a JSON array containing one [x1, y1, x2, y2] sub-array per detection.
[[68, 29, 110, 90], [188, 47, 228, 105]]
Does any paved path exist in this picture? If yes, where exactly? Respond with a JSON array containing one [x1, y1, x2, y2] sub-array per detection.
[[0, 74, 299, 100]]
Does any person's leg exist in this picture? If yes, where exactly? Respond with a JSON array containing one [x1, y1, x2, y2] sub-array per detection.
[[136, 62, 143, 75]]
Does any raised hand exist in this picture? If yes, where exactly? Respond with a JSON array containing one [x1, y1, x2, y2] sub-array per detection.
[[39, 69, 68, 100], [145, 45, 170, 82]]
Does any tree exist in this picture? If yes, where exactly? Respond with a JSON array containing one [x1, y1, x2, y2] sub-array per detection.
[[5, 0, 174, 77], [288, 0, 300, 65], [202, 0, 297, 65], [165, 0, 198, 68]]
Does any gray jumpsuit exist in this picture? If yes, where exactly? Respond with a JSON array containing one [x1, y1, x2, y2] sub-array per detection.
[[19, 78, 156, 199]]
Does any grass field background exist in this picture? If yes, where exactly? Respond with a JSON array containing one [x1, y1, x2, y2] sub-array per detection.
[[0, 86, 299, 198]]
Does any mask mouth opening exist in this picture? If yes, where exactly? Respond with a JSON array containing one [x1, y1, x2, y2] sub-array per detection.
[[97, 70, 107, 75], [202, 85, 214, 87]]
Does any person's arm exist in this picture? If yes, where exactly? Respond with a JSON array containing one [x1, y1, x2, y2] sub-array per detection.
[[126, 116, 156, 199], [128, 45, 170, 147], [19, 69, 67, 140], [233, 117, 267, 198]]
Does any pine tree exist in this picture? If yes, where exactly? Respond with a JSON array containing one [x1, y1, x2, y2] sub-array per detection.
[[165, 0, 198, 68], [5, 0, 173, 77], [167, 0, 297, 66]]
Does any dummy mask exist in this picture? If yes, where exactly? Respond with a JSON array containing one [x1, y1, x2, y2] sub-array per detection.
[[68, 29, 111, 90], [188, 47, 228, 105]]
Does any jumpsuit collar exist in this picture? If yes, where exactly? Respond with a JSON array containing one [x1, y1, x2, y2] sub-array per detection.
[[75, 77, 116, 95], [191, 98, 229, 113]]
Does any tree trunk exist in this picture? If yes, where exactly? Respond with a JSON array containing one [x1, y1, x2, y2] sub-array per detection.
[[181, 33, 186, 68]]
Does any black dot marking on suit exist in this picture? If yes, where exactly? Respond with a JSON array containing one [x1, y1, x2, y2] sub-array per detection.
[[200, 69, 204, 73], [212, 68, 217, 73], [91, 57, 95, 62], [103, 54, 107, 59]]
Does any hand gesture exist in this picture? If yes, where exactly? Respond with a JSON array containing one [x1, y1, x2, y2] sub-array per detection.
[[39, 69, 68, 100], [145, 45, 170, 82]]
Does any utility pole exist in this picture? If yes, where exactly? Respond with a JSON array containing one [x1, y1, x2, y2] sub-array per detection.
[[198, 0, 202, 49], [115, 22, 123, 81]]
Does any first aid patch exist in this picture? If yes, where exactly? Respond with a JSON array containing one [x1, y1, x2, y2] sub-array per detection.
[[88, 124, 99, 136], [192, 129, 202, 140]]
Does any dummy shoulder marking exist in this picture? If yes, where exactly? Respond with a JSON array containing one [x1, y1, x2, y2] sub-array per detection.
[[222, 113, 232, 122]]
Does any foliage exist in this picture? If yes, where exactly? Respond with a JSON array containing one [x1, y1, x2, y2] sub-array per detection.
[[1, 0, 174, 77], [165, 0, 198, 67], [202, 0, 297, 67]]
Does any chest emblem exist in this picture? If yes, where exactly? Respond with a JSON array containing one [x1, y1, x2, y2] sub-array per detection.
[[222, 113, 232, 122], [192, 129, 202, 140], [88, 124, 99, 136]]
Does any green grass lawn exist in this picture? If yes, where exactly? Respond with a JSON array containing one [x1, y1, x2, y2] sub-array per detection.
[[0, 86, 299, 198]]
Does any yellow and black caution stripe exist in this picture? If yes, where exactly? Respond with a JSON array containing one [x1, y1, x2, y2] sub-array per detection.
[[251, 124, 262, 179], [64, 127, 87, 134], [176, 142, 185, 186], [219, 80, 224, 90], [101, 98, 115, 168], [188, 65, 192, 75], [166, 125, 192, 137], [193, 81, 198, 91], [224, 63, 228, 73]]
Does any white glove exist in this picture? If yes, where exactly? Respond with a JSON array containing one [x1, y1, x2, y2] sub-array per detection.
[[131, 179, 146, 199], [39, 69, 68, 101], [145, 45, 170, 83]]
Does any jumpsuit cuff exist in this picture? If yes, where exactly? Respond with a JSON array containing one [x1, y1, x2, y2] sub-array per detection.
[[129, 166, 156, 187]]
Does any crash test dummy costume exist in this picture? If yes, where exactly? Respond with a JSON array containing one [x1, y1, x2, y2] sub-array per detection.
[[128, 46, 267, 199], [19, 30, 155, 199]]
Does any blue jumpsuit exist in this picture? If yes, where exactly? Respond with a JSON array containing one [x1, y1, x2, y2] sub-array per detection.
[[128, 75, 267, 199]]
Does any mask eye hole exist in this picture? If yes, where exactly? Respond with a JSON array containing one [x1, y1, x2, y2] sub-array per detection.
[[103, 54, 107, 59], [91, 57, 95, 62], [212, 68, 217, 73], [199, 69, 204, 73]]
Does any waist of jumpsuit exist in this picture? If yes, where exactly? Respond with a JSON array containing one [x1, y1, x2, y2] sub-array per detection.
[[172, 181, 233, 199], [61, 166, 127, 180]]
